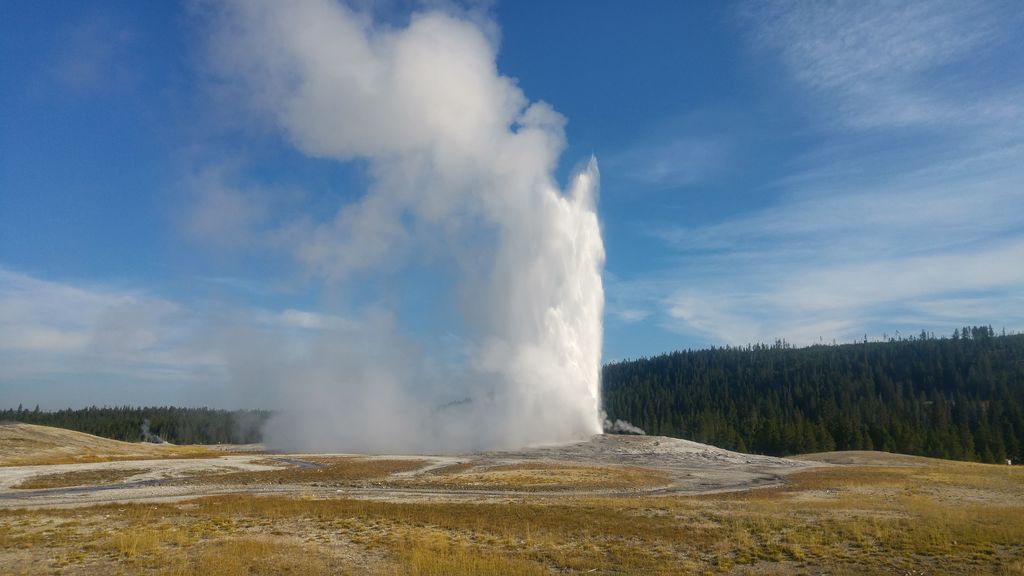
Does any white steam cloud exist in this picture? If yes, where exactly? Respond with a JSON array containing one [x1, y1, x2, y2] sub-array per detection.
[[601, 411, 646, 436], [202, 0, 605, 453]]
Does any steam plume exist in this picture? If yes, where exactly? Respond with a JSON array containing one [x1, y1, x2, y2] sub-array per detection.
[[204, 0, 604, 453], [139, 419, 165, 444], [602, 411, 646, 435]]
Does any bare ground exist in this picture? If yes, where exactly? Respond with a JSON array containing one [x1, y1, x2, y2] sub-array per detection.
[[0, 425, 813, 509], [2, 423, 1022, 574]]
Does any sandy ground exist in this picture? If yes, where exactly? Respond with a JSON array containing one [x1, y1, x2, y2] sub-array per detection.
[[0, 425, 816, 509]]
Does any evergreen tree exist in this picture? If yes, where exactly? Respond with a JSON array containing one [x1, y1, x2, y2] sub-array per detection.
[[602, 328, 1024, 464]]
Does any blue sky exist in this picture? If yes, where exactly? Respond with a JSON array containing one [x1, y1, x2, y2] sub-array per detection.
[[2, 1, 1023, 408]]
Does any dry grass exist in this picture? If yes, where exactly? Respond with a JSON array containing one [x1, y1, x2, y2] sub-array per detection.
[[423, 461, 476, 476], [0, 423, 219, 466], [390, 533, 548, 576], [176, 457, 427, 486], [1, 445, 220, 467], [13, 467, 147, 489], [391, 461, 671, 492], [162, 538, 336, 576], [1, 455, 1022, 574]]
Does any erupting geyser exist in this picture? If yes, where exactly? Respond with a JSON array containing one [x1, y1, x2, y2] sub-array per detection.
[[207, 0, 604, 453]]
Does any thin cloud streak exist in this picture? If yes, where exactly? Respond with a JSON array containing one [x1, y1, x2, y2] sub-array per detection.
[[604, 1, 1024, 348], [656, 143, 1024, 258], [0, 267, 366, 401], [605, 135, 730, 189], [659, 241, 1024, 345], [645, 154, 1024, 345], [742, 0, 1020, 130]]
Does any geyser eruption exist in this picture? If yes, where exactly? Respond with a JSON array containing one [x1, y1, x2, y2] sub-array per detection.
[[206, 0, 604, 453]]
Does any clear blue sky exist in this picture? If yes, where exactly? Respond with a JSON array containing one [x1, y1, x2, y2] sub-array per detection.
[[2, 1, 1023, 408]]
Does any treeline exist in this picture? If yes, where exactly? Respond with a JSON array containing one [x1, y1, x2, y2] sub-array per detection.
[[602, 327, 1024, 464], [0, 405, 270, 445]]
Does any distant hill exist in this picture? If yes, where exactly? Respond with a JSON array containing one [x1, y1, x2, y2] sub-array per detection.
[[602, 326, 1024, 464], [0, 422, 214, 465], [0, 406, 269, 446]]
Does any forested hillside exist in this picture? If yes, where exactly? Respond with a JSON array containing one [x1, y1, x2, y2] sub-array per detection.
[[5, 327, 1022, 461], [0, 406, 269, 445], [602, 327, 1024, 464]]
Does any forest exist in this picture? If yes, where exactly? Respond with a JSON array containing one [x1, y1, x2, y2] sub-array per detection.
[[4, 327, 1022, 464], [602, 326, 1024, 464], [0, 405, 269, 445]]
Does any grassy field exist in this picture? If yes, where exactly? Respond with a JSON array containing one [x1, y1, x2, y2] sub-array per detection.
[[1, 454, 1021, 575]]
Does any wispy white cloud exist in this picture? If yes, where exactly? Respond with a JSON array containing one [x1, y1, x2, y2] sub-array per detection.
[[602, 272, 659, 327], [613, 309, 651, 323], [0, 268, 209, 382], [644, 140, 1024, 344], [605, 135, 730, 189], [261, 308, 357, 332], [778, 240, 1024, 313], [602, 108, 741, 191], [743, 0, 1022, 130], [657, 142, 1024, 258], [605, 1, 1024, 348], [662, 237, 1024, 346], [50, 15, 137, 93], [185, 165, 270, 250], [0, 267, 361, 402]]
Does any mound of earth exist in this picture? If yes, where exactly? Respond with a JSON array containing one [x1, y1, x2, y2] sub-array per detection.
[[487, 433, 808, 469], [0, 422, 212, 466], [792, 450, 950, 466]]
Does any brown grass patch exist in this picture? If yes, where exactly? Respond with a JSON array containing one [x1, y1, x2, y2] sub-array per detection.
[[393, 461, 670, 492], [2, 446, 220, 467], [388, 533, 548, 576], [13, 467, 148, 489], [170, 537, 335, 575], [177, 457, 427, 486]]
